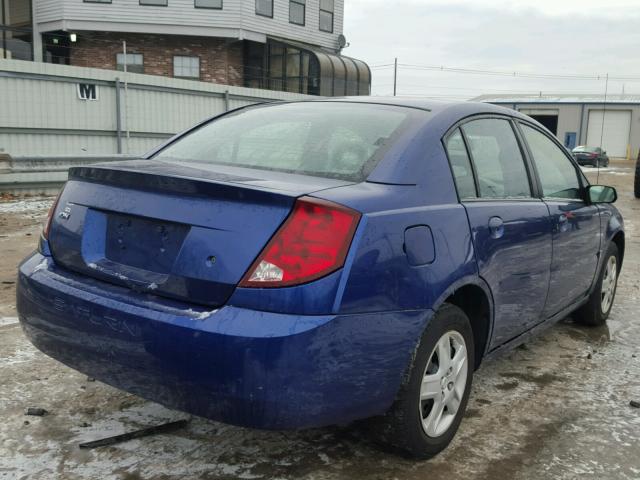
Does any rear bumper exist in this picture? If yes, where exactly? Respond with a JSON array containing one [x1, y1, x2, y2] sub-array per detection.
[[575, 158, 598, 166], [17, 253, 431, 429]]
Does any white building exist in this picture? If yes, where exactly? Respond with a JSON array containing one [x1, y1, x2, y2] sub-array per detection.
[[1, 0, 370, 95], [476, 94, 640, 159]]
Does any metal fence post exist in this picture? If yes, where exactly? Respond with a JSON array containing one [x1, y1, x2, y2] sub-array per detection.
[[224, 90, 230, 112], [115, 78, 123, 154]]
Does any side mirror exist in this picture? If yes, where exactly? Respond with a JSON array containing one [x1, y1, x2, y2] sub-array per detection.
[[587, 185, 617, 204]]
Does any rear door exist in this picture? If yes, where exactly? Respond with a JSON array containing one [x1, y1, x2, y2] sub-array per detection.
[[445, 118, 553, 348], [518, 123, 601, 317]]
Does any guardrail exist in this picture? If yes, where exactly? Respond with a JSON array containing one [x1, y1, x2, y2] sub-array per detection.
[[0, 154, 138, 195]]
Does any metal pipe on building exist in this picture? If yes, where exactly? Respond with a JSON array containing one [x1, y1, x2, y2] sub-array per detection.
[[115, 77, 123, 154]]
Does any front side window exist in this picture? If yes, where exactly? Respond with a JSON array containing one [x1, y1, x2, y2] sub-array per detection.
[[173, 56, 200, 79], [319, 0, 334, 32], [462, 118, 531, 199], [445, 129, 477, 199], [521, 124, 582, 200], [116, 53, 143, 74], [290, 0, 305, 25], [195, 0, 222, 8], [155, 102, 424, 181], [256, 0, 273, 17]]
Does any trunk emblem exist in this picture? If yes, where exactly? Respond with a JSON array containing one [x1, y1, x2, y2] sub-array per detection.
[[58, 205, 72, 220]]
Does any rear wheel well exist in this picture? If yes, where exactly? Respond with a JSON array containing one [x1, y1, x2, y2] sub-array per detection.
[[612, 231, 625, 268], [445, 285, 491, 370]]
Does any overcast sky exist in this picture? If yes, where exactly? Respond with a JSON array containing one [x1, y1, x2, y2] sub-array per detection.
[[343, 0, 640, 99]]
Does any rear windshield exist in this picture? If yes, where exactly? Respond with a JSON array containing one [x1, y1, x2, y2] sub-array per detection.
[[154, 102, 424, 181], [573, 146, 598, 153]]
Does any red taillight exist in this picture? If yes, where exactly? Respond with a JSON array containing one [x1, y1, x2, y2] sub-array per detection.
[[239, 196, 361, 288], [590, 153, 598, 158], [43, 189, 63, 239]]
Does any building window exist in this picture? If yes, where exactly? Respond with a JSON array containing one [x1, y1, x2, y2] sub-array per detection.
[[139, 0, 167, 5], [174, 55, 200, 79], [255, 0, 273, 17], [116, 53, 144, 74], [83, 0, 112, 3], [195, 0, 222, 8], [319, 0, 333, 32], [289, 0, 305, 25]]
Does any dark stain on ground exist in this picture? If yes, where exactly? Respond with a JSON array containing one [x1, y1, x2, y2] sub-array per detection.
[[119, 473, 143, 480], [465, 408, 481, 418], [479, 418, 568, 480], [559, 321, 611, 343], [500, 371, 563, 386], [476, 398, 492, 405], [495, 380, 519, 391]]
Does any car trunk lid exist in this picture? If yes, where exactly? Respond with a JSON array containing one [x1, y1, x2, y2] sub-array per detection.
[[47, 160, 353, 306]]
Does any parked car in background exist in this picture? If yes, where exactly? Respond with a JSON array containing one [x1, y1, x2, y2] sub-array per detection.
[[572, 146, 609, 167], [635, 149, 640, 198], [17, 99, 624, 459]]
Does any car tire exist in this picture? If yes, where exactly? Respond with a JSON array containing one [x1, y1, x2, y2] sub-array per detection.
[[366, 303, 474, 459], [635, 157, 640, 198], [575, 242, 620, 326]]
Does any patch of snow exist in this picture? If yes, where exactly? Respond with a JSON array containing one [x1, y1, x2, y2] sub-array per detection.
[[147, 283, 158, 290], [3, 342, 38, 365], [0, 317, 19, 327], [87, 263, 98, 269], [580, 166, 632, 175], [0, 198, 54, 214]]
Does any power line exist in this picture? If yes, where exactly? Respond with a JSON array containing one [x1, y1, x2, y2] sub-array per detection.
[[368, 60, 640, 81]]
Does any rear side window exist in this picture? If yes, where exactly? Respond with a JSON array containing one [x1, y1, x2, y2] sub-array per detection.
[[445, 129, 477, 199], [520, 124, 582, 200], [154, 102, 424, 182], [462, 119, 531, 199]]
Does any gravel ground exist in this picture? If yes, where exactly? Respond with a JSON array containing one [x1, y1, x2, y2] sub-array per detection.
[[0, 163, 639, 480]]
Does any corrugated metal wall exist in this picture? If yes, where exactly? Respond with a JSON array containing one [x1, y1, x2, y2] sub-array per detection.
[[0, 59, 311, 157]]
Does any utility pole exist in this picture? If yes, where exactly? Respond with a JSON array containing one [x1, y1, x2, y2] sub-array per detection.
[[393, 57, 398, 96]]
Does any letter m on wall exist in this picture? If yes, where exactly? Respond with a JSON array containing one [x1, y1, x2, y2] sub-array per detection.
[[77, 83, 98, 101]]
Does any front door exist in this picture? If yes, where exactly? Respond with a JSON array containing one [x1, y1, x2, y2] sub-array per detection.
[[445, 119, 553, 348], [519, 123, 601, 316]]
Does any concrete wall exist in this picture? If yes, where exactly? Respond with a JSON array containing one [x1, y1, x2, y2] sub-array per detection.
[[0, 58, 311, 157], [505, 102, 640, 160]]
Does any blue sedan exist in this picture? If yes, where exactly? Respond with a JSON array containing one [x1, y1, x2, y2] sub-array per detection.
[[17, 98, 624, 458]]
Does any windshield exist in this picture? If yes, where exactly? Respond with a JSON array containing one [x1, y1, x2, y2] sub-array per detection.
[[573, 146, 599, 153], [154, 102, 425, 181]]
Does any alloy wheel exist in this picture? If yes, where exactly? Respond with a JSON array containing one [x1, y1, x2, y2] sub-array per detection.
[[419, 331, 468, 437], [601, 255, 618, 313]]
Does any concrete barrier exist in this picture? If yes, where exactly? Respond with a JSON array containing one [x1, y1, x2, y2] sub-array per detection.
[[0, 154, 137, 195]]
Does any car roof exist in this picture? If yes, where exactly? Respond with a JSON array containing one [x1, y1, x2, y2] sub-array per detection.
[[304, 96, 531, 119]]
